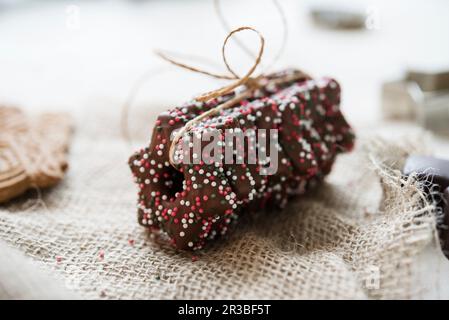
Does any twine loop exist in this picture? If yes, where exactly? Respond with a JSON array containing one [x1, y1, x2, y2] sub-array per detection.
[[155, 26, 265, 103]]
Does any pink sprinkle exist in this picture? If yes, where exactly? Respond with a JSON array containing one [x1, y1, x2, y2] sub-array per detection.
[[98, 250, 105, 260]]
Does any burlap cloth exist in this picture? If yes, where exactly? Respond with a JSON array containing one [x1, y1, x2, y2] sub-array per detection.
[[0, 105, 441, 299]]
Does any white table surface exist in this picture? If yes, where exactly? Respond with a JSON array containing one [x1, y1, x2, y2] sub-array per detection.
[[1, 0, 449, 299]]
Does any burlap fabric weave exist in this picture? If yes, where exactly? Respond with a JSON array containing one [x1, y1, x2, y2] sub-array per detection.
[[0, 106, 439, 299]]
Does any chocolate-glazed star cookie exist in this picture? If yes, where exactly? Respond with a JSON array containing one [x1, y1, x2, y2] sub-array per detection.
[[129, 70, 355, 250]]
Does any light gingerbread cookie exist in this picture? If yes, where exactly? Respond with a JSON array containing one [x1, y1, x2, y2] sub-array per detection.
[[0, 106, 72, 203]]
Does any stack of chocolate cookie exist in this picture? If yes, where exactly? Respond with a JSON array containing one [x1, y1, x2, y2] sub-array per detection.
[[129, 70, 355, 250]]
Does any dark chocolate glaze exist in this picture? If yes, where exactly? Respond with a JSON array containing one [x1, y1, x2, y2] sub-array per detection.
[[129, 70, 355, 250]]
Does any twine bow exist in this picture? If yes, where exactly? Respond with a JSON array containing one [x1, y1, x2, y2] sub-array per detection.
[[156, 26, 265, 103], [119, 1, 308, 169], [156, 26, 309, 169]]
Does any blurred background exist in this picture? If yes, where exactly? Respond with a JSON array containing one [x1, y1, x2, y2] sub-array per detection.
[[1, 0, 449, 143]]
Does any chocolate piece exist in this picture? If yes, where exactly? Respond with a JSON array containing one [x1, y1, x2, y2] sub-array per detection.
[[403, 155, 449, 192], [129, 70, 355, 250], [403, 155, 449, 259], [442, 187, 449, 257]]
